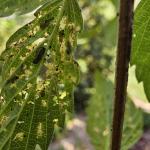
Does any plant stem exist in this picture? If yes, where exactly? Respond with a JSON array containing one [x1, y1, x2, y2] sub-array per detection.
[[111, 0, 134, 150]]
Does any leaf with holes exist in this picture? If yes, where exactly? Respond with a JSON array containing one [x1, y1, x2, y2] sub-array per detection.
[[0, 0, 83, 149], [131, 0, 150, 101]]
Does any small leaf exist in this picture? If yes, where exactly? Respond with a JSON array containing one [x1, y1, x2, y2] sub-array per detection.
[[0, 0, 83, 149], [86, 72, 143, 150]]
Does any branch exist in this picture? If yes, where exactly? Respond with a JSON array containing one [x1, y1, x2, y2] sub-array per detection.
[[111, 0, 135, 150]]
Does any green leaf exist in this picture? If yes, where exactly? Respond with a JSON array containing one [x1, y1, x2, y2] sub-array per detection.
[[86, 72, 143, 150], [0, 0, 50, 17], [131, 0, 150, 101], [0, 0, 83, 149]]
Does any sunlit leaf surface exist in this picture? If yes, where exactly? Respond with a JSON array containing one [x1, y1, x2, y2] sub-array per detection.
[[0, 0, 83, 149]]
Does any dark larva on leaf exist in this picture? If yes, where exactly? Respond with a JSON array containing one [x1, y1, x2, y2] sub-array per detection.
[[33, 47, 46, 64], [0, 0, 83, 149], [40, 17, 54, 30], [59, 30, 65, 36], [40, 90, 45, 97], [66, 41, 72, 55], [59, 30, 65, 43], [6, 75, 19, 84]]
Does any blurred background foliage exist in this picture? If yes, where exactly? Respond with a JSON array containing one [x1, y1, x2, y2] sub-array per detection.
[[0, 0, 150, 149], [86, 72, 143, 150]]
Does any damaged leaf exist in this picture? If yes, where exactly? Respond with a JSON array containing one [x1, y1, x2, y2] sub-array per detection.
[[0, 0, 83, 149]]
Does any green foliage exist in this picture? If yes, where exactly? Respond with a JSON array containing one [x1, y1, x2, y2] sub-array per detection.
[[131, 0, 150, 101], [0, 0, 83, 149], [86, 72, 143, 150], [77, 0, 117, 72], [0, 0, 50, 17]]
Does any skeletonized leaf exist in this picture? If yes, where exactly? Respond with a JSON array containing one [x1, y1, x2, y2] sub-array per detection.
[[86, 72, 143, 150], [131, 0, 150, 101], [0, 0, 83, 149]]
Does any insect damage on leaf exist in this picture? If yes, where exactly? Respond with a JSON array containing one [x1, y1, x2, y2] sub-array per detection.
[[0, 0, 83, 149], [33, 47, 46, 64], [40, 16, 55, 30]]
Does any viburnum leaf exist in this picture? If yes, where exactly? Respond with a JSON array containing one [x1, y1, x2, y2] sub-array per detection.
[[0, 0, 83, 149], [86, 72, 143, 150], [131, 0, 150, 101]]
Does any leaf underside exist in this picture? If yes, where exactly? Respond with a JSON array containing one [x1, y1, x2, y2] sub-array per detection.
[[0, 0, 83, 149], [86, 72, 143, 150], [131, 0, 150, 101]]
